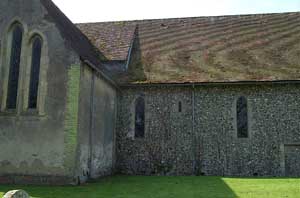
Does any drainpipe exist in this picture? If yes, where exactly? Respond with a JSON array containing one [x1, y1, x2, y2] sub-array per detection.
[[88, 72, 95, 178], [192, 83, 195, 135], [192, 83, 197, 175]]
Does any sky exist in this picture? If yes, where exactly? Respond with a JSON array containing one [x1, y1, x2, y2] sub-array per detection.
[[52, 0, 300, 23]]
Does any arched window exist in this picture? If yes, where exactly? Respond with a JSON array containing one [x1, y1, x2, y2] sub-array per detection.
[[28, 36, 42, 109], [6, 24, 23, 109], [135, 96, 145, 138], [237, 96, 248, 138]]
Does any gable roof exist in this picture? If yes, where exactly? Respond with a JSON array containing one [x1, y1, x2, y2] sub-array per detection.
[[41, 0, 117, 85], [76, 22, 137, 61], [77, 12, 300, 85]]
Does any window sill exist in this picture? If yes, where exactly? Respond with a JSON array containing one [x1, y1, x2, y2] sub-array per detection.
[[20, 109, 46, 117], [0, 109, 46, 118], [0, 112, 16, 117], [21, 109, 38, 115]]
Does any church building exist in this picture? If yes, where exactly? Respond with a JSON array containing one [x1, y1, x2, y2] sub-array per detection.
[[0, 0, 300, 184]]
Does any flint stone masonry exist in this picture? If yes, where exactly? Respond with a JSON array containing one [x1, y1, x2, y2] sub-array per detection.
[[3, 190, 29, 198], [117, 83, 300, 176]]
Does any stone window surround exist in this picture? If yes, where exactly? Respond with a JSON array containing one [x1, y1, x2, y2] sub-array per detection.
[[178, 101, 182, 113], [5, 23, 23, 110], [129, 93, 146, 139], [28, 35, 43, 109], [233, 96, 252, 140], [0, 18, 48, 116]]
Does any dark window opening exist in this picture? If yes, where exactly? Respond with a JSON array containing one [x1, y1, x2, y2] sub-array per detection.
[[28, 36, 42, 109], [237, 96, 248, 138], [135, 97, 145, 138], [6, 25, 23, 109], [178, 101, 182, 112]]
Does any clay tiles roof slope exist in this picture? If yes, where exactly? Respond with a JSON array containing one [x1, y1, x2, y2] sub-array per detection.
[[76, 22, 137, 61], [77, 12, 300, 85]]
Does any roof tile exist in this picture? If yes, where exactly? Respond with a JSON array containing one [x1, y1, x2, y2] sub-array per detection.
[[77, 12, 300, 84]]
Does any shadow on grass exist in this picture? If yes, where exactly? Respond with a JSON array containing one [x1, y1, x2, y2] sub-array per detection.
[[0, 176, 237, 198]]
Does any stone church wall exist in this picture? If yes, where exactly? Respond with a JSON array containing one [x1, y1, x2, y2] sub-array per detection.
[[117, 83, 300, 176], [0, 0, 83, 184], [76, 64, 117, 183], [89, 70, 117, 178]]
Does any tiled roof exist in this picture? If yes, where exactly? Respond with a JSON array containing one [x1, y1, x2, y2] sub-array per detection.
[[76, 22, 136, 60], [79, 12, 300, 84]]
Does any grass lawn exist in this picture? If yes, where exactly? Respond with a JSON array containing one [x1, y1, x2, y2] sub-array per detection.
[[0, 176, 300, 198]]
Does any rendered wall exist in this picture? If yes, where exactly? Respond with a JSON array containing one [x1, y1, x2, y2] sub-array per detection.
[[0, 0, 81, 184], [76, 64, 93, 183], [77, 64, 117, 182], [117, 84, 300, 176], [91, 71, 117, 178]]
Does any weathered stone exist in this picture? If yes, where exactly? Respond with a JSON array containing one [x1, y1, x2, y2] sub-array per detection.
[[0, 0, 117, 185], [0, 0, 81, 184], [117, 84, 300, 177], [3, 190, 29, 198]]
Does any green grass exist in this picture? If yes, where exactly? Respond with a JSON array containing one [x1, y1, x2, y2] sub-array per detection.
[[0, 176, 300, 198]]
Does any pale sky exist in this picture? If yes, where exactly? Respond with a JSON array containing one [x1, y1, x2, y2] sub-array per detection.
[[52, 0, 300, 23]]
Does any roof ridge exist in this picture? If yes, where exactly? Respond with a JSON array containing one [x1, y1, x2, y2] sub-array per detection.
[[75, 11, 300, 25]]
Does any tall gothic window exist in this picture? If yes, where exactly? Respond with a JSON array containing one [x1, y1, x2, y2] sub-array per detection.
[[28, 36, 42, 109], [237, 96, 248, 138], [6, 24, 23, 109], [135, 96, 145, 138]]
